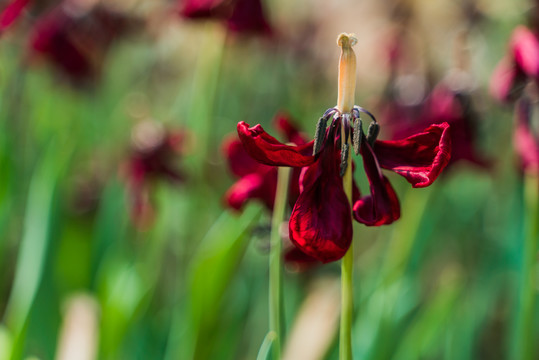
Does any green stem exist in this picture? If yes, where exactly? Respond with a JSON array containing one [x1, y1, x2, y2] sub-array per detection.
[[513, 173, 539, 360], [340, 125, 353, 360], [340, 243, 354, 360], [269, 166, 291, 360]]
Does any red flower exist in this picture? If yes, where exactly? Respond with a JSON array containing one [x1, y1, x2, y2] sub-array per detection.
[[237, 107, 451, 262], [286, 120, 353, 262], [180, 0, 271, 34], [0, 0, 28, 33], [225, 113, 322, 267], [491, 26, 539, 102], [381, 82, 488, 168], [28, 2, 133, 83], [124, 121, 186, 228], [223, 113, 307, 211]]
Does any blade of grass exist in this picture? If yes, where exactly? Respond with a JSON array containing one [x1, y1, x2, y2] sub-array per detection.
[[164, 204, 261, 360], [393, 266, 463, 360], [3, 144, 69, 359]]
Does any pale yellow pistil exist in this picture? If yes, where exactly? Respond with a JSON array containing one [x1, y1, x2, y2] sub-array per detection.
[[336, 33, 358, 114]]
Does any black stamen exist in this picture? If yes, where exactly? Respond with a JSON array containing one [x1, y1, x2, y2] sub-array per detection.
[[340, 114, 351, 173], [366, 122, 380, 147], [313, 116, 328, 155], [353, 118, 363, 155]]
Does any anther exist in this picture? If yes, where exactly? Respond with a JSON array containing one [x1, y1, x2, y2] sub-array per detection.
[[313, 116, 329, 155], [353, 118, 363, 155], [366, 122, 380, 147]]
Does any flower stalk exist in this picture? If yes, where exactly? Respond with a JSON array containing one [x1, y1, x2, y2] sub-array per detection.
[[269, 165, 291, 360], [337, 33, 357, 360], [513, 172, 539, 360]]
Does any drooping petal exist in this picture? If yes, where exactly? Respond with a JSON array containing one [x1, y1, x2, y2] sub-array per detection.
[[0, 0, 28, 32], [226, 0, 271, 34], [353, 141, 400, 226], [510, 25, 539, 78], [289, 140, 352, 263], [373, 122, 451, 188], [29, 5, 133, 83], [30, 10, 95, 80], [223, 136, 268, 177], [237, 121, 315, 167], [224, 170, 276, 210], [180, 0, 228, 18]]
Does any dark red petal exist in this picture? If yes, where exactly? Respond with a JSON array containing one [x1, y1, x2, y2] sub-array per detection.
[[226, 0, 271, 34], [224, 170, 276, 210], [237, 121, 315, 167], [352, 178, 360, 202], [511, 26, 539, 77], [0, 0, 28, 32], [29, 5, 133, 83], [289, 143, 352, 263], [223, 135, 268, 177], [374, 122, 451, 188], [353, 141, 400, 226], [180, 0, 228, 18], [30, 9, 96, 81]]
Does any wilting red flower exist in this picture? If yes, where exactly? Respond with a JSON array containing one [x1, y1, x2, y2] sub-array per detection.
[[224, 113, 307, 211], [491, 26, 539, 103], [225, 113, 322, 267], [237, 107, 451, 262], [180, 0, 271, 34], [0, 0, 28, 33], [124, 121, 185, 228], [28, 1, 133, 83], [514, 95, 539, 174], [382, 82, 488, 168]]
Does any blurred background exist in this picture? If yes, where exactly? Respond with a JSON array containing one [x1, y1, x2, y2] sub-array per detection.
[[0, 0, 536, 359]]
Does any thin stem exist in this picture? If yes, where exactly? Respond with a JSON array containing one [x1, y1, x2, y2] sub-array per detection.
[[336, 32, 357, 360], [340, 130, 353, 360], [269, 166, 291, 360], [513, 172, 539, 360]]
